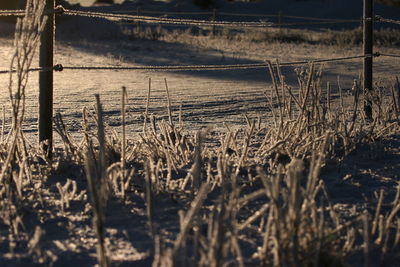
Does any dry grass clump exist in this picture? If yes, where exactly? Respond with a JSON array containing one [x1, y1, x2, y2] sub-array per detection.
[[259, 62, 399, 165], [1, 2, 400, 267]]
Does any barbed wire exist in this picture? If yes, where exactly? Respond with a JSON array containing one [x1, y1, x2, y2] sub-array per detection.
[[112, 10, 277, 17], [111, 9, 359, 23], [61, 55, 377, 71], [0, 54, 380, 75], [282, 14, 359, 23], [377, 17, 400, 25], [63, 8, 274, 28], [119, 19, 358, 28], [0, 9, 25, 17], [0, 66, 60, 75], [0, 7, 394, 27], [113, 10, 213, 16], [62, 63, 268, 71], [63, 8, 358, 28], [380, 53, 400, 58], [271, 20, 359, 27], [212, 13, 359, 23], [0, 7, 366, 28], [218, 12, 277, 18]]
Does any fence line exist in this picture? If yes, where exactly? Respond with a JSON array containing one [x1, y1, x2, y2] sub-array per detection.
[[378, 17, 400, 25], [63, 8, 362, 28], [52, 55, 377, 71], [4, 7, 397, 28], [0, 66, 59, 75], [66, 8, 400, 27], [380, 53, 400, 58], [1, 7, 399, 28], [111, 9, 360, 23], [63, 9, 274, 28], [119, 20, 359, 28], [0, 55, 380, 75], [279, 14, 359, 23], [269, 20, 359, 27], [0, 9, 25, 16], [113, 10, 213, 16]]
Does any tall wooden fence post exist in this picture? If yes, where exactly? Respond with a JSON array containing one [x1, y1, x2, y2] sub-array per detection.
[[363, 0, 373, 120], [39, 0, 55, 158]]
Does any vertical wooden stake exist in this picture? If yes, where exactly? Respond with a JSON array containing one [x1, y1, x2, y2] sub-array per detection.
[[39, 0, 55, 158], [363, 0, 373, 120]]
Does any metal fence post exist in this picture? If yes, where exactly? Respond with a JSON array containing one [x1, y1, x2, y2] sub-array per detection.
[[363, 0, 373, 120], [39, 0, 55, 158]]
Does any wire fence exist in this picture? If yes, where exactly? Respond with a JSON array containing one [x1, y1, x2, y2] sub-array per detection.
[[62, 8, 364, 28], [0, 9, 25, 16], [380, 53, 400, 58], [113, 10, 213, 16], [111, 9, 360, 23], [0, 66, 62, 75], [0, 6, 397, 29], [0, 55, 387, 75], [0, 2, 399, 149], [61, 55, 372, 71], [0, 6, 399, 75], [378, 17, 400, 25], [63, 8, 274, 28]]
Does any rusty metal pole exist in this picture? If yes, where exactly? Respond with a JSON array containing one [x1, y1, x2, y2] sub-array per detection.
[[39, 0, 55, 158], [363, 0, 373, 120]]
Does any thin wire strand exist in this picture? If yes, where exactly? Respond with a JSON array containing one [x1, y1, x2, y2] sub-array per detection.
[[218, 12, 278, 18], [379, 17, 400, 25], [63, 9, 274, 28], [282, 14, 359, 22], [0, 55, 378, 75], [275, 20, 359, 26], [50, 55, 370, 73], [217, 13, 359, 23], [380, 53, 400, 58], [1, 7, 360, 27], [113, 10, 213, 16], [0, 67, 56, 75], [62, 64, 268, 71], [111, 9, 359, 22], [63, 9, 358, 28], [0, 9, 25, 17]]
